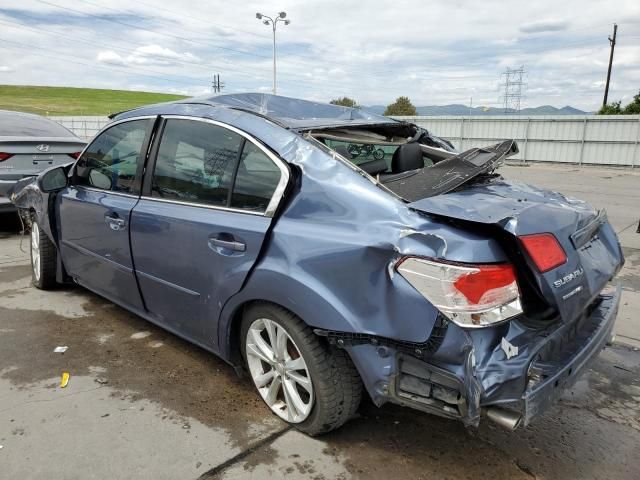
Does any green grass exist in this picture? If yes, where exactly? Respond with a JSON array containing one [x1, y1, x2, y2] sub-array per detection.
[[0, 85, 187, 116]]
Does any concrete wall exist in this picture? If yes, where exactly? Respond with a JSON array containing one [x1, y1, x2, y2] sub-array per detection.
[[392, 115, 640, 167], [55, 115, 640, 167]]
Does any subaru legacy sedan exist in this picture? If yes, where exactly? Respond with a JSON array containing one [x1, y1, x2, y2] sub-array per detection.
[[0, 110, 85, 213], [11, 94, 623, 435]]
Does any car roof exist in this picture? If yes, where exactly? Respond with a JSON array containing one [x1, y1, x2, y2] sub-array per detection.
[[0, 109, 81, 139], [114, 93, 398, 130]]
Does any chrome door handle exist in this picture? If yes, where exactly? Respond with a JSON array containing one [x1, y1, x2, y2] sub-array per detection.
[[209, 237, 246, 252], [104, 214, 126, 231]]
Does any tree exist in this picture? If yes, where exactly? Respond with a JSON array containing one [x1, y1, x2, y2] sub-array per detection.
[[598, 101, 622, 115], [330, 97, 359, 108], [622, 90, 640, 114], [597, 90, 640, 114], [384, 96, 418, 116]]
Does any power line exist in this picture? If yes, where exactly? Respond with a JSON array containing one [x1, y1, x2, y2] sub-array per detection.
[[37, 0, 273, 60], [0, 15, 504, 98], [132, 0, 272, 41]]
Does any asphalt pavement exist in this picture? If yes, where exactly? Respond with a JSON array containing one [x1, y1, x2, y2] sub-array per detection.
[[1, 162, 639, 479]]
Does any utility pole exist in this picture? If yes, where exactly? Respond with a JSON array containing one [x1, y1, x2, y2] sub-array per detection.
[[256, 12, 291, 94], [602, 23, 617, 108], [212, 74, 225, 93]]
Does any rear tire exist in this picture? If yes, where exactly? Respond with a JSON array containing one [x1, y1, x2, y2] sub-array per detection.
[[30, 214, 57, 290], [241, 303, 362, 435]]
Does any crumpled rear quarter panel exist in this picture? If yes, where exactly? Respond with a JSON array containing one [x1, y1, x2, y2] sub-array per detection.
[[218, 127, 507, 358]]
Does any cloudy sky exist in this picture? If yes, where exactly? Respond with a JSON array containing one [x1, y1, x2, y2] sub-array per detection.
[[0, 0, 639, 110]]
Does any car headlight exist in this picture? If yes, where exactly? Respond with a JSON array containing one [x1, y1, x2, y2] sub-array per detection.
[[396, 257, 522, 328]]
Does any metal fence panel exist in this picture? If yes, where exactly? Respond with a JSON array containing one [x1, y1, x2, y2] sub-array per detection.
[[393, 115, 640, 167], [50, 116, 110, 141], [51, 115, 640, 167]]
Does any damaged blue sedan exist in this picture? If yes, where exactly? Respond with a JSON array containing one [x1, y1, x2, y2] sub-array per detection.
[[11, 94, 624, 435]]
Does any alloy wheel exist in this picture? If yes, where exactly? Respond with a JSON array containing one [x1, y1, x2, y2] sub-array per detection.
[[31, 222, 41, 282], [245, 318, 314, 423]]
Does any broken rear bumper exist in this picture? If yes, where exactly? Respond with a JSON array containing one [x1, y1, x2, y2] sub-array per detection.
[[509, 285, 621, 425], [344, 285, 621, 429]]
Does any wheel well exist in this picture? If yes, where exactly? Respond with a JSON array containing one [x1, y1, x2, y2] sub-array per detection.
[[226, 299, 323, 369]]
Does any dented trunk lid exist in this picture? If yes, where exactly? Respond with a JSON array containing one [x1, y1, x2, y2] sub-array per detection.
[[407, 178, 624, 322]]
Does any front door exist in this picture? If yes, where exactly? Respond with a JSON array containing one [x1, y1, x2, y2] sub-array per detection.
[[130, 117, 288, 345], [58, 117, 155, 310]]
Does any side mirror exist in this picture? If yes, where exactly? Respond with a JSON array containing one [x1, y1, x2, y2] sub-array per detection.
[[88, 169, 112, 190], [39, 166, 68, 192]]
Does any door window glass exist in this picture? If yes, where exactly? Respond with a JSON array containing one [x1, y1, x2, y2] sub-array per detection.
[[152, 119, 243, 207], [74, 119, 151, 193], [231, 142, 282, 212]]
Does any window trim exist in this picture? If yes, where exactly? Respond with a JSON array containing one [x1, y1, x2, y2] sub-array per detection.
[[142, 115, 290, 218], [70, 115, 158, 196]]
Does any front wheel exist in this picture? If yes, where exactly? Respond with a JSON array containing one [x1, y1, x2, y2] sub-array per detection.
[[30, 215, 57, 289], [241, 303, 362, 435]]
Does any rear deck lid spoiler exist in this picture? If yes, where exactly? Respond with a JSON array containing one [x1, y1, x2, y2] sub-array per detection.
[[384, 140, 518, 201]]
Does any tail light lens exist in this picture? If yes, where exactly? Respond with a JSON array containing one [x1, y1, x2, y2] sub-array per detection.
[[0, 152, 14, 162], [67, 152, 81, 160], [519, 233, 567, 273], [396, 257, 522, 328]]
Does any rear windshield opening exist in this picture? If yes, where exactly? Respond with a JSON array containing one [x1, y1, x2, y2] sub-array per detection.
[[325, 138, 435, 176], [309, 125, 455, 181]]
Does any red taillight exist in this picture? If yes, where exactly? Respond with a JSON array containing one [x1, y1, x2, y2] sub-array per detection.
[[0, 152, 14, 162], [519, 233, 567, 273], [453, 264, 518, 305], [67, 152, 81, 159], [396, 257, 522, 327]]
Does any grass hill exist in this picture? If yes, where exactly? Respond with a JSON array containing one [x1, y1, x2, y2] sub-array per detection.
[[0, 85, 187, 116]]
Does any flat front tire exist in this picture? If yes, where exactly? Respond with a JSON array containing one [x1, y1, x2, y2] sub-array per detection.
[[241, 303, 362, 435], [30, 215, 57, 289]]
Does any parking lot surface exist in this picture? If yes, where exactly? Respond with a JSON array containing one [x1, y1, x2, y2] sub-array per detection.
[[1, 163, 639, 479]]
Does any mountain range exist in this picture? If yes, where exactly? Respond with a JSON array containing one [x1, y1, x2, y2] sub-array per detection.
[[363, 104, 588, 116]]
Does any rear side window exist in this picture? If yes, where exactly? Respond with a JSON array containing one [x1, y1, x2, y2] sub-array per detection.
[[151, 119, 283, 213], [74, 119, 151, 194], [152, 119, 243, 207], [231, 142, 282, 212]]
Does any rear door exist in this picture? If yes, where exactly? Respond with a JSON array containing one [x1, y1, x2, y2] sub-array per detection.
[[130, 117, 289, 345], [58, 117, 155, 310]]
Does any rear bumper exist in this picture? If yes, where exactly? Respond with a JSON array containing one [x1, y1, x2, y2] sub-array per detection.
[[346, 286, 621, 428], [515, 285, 620, 425], [0, 196, 17, 213], [0, 179, 17, 212]]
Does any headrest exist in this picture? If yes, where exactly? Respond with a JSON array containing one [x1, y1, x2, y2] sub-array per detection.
[[391, 143, 424, 173]]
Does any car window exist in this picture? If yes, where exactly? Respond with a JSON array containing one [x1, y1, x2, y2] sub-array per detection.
[[231, 142, 282, 212], [151, 119, 243, 207], [74, 119, 151, 194]]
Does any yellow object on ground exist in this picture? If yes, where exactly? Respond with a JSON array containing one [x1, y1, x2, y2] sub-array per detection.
[[60, 372, 70, 388]]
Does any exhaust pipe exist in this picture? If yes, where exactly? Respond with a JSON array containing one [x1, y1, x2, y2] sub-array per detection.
[[484, 407, 522, 430]]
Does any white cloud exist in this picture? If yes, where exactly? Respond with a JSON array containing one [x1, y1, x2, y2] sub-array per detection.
[[520, 19, 570, 34], [0, 0, 638, 110], [96, 51, 125, 66], [96, 45, 199, 67], [0, 66, 14, 72]]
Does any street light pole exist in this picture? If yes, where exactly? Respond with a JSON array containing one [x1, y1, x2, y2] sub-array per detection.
[[256, 11, 291, 95]]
